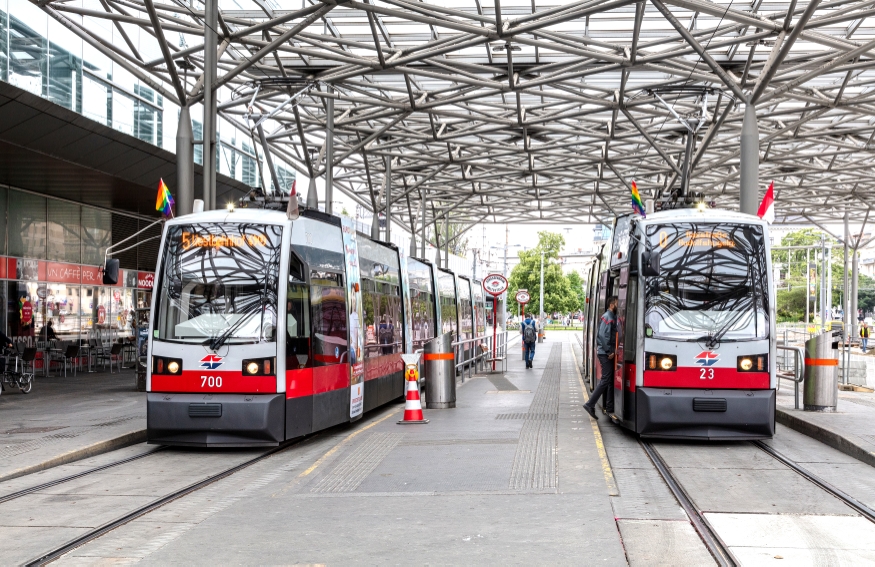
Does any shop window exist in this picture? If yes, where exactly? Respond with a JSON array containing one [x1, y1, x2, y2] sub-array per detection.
[[0, 187, 7, 256], [47, 200, 81, 263], [9, 191, 46, 260], [81, 207, 110, 266]]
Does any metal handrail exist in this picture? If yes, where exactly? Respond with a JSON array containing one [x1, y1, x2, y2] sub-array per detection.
[[451, 330, 509, 380], [776, 344, 805, 410]]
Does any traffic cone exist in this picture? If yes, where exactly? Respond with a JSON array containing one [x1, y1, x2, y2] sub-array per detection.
[[398, 353, 428, 424]]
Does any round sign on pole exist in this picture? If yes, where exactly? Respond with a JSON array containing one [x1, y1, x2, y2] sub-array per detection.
[[482, 274, 508, 296], [515, 290, 530, 304]]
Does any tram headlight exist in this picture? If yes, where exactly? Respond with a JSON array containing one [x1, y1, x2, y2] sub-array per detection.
[[152, 356, 182, 375], [738, 355, 767, 372], [645, 352, 676, 372], [242, 357, 276, 376]]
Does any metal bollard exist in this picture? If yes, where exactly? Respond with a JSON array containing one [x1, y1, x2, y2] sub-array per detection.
[[424, 332, 455, 409], [803, 333, 838, 412]]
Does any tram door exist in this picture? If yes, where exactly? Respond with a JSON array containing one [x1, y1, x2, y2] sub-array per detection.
[[614, 266, 635, 424], [592, 271, 610, 391]]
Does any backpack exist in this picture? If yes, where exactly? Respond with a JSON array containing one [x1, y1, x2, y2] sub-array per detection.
[[523, 321, 537, 344]]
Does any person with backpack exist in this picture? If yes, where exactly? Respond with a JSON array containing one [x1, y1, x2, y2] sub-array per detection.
[[521, 312, 538, 368], [584, 296, 618, 423]]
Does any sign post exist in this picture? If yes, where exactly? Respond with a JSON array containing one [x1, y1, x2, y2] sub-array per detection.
[[515, 289, 531, 362], [483, 274, 508, 371]]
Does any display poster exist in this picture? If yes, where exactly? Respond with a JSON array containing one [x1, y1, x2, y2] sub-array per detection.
[[341, 216, 365, 420], [399, 246, 413, 354]]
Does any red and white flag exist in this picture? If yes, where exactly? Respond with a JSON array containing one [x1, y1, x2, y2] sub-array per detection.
[[757, 181, 775, 224]]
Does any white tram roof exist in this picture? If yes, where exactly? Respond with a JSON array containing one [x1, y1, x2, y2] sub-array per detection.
[[637, 208, 768, 229]]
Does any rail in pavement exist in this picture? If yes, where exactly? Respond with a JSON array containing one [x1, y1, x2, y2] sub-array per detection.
[[0, 370, 145, 483]]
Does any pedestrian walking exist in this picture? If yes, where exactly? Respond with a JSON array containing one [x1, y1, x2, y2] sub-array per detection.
[[521, 313, 538, 368], [583, 296, 618, 423], [861, 321, 870, 354]]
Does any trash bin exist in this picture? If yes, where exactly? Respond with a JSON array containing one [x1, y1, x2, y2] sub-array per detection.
[[424, 332, 455, 409], [803, 332, 838, 412]]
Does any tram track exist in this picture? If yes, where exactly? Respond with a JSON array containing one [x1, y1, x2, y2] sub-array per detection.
[[641, 437, 875, 567], [639, 440, 739, 567], [20, 439, 303, 566], [0, 447, 166, 506]]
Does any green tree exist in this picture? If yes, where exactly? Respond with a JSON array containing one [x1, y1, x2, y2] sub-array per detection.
[[772, 228, 874, 322], [507, 231, 579, 316], [566, 270, 587, 312]]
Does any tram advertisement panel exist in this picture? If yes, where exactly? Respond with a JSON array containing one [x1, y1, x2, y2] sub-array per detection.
[[341, 217, 366, 419]]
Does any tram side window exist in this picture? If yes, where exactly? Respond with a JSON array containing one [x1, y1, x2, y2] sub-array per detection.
[[362, 279, 402, 358], [412, 290, 435, 350], [287, 283, 311, 370], [287, 255, 311, 370], [310, 284, 348, 366], [441, 294, 457, 337]]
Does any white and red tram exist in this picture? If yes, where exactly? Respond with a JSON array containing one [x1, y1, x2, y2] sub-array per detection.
[[583, 208, 776, 439], [146, 204, 484, 446]]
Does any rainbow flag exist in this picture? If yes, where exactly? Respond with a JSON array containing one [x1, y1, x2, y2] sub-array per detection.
[[156, 178, 175, 217], [630, 180, 646, 218]]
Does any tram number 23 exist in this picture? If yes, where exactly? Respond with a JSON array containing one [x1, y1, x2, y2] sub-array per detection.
[[201, 375, 223, 388], [699, 368, 714, 380]]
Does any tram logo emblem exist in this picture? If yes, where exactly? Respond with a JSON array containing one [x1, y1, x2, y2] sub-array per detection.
[[694, 351, 719, 367], [200, 354, 225, 370]]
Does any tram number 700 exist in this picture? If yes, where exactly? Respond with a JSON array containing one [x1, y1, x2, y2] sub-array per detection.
[[201, 376, 223, 388], [699, 368, 714, 380]]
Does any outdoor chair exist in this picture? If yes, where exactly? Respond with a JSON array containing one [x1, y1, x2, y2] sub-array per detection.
[[49, 344, 80, 377], [96, 343, 124, 373]]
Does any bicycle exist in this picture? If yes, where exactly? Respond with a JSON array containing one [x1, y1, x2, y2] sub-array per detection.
[[0, 346, 34, 395]]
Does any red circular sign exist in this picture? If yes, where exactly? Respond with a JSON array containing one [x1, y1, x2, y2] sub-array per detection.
[[515, 290, 531, 304], [482, 274, 508, 296], [97, 305, 106, 325]]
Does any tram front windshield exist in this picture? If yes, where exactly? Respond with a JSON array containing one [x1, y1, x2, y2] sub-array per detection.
[[155, 223, 282, 344], [645, 223, 769, 342]]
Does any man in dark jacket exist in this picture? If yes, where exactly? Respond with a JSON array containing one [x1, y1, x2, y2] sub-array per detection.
[[584, 296, 618, 422]]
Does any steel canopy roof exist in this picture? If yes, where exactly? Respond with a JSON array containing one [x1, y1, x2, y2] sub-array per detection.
[[36, 0, 875, 230]]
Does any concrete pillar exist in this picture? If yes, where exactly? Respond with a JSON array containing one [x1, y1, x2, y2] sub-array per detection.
[[844, 212, 850, 383], [852, 249, 859, 340], [371, 207, 380, 240], [203, 0, 217, 210], [740, 103, 759, 215], [176, 105, 194, 216], [444, 221, 449, 268], [827, 242, 833, 319], [325, 89, 334, 214], [385, 155, 391, 242], [539, 251, 545, 321], [306, 177, 318, 209], [420, 194, 426, 259]]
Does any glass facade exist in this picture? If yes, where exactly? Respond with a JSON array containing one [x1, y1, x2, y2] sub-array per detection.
[[0, 0, 292, 193], [0, 186, 155, 346]]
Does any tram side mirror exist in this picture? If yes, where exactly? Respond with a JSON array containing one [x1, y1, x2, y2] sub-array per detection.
[[642, 251, 660, 277], [103, 259, 120, 285]]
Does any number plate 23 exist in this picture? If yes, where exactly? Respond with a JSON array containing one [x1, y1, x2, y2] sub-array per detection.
[[699, 368, 714, 380]]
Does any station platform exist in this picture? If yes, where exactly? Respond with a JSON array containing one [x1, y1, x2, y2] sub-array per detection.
[[50, 333, 629, 563], [776, 378, 875, 468], [0, 369, 144, 483]]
